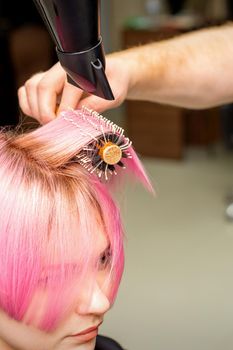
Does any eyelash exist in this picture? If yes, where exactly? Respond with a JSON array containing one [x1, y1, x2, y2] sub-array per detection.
[[98, 248, 112, 270]]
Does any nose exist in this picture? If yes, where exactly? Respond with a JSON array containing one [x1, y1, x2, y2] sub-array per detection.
[[76, 282, 111, 316]]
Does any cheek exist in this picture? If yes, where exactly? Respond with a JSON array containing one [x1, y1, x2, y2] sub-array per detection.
[[96, 270, 112, 298], [23, 289, 49, 327]]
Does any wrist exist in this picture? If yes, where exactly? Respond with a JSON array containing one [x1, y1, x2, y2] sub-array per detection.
[[110, 43, 166, 101], [107, 48, 144, 100]]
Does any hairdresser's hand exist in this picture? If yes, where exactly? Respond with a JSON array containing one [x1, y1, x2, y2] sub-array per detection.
[[18, 55, 131, 124]]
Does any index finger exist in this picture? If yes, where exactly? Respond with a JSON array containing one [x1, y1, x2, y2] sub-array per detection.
[[57, 81, 83, 115], [37, 63, 67, 124]]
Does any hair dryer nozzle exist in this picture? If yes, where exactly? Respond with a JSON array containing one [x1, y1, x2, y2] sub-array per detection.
[[57, 38, 114, 101]]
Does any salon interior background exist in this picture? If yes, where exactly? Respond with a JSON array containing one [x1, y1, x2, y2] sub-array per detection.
[[1, 1, 233, 350]]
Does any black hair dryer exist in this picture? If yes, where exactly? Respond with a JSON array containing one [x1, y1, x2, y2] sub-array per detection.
[[33, 0, 114, 100]]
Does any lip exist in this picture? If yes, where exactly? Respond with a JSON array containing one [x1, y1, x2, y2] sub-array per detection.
[[70, 321, 103, 338], [70, 329, 98, 343], [74, 324, 101, 336]]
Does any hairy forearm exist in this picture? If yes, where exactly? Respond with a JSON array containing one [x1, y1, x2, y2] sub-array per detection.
[[115, 23, 233, 109]]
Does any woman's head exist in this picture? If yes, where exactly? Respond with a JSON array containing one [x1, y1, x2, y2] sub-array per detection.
[[0, 109, 151, 349]]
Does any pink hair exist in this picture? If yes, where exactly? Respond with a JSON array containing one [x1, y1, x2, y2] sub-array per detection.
[[0, 109, 152, 331]]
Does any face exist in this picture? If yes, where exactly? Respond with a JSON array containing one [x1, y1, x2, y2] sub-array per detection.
[[0, 230, 112, 350]]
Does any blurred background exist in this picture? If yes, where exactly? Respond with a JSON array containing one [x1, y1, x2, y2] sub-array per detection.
[[1, 0, 233, 349]]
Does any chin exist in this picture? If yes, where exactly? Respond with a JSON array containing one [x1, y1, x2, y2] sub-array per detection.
[[81, 337, 97, 350]]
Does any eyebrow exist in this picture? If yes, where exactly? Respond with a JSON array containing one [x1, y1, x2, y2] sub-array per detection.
[[41, 243, 111, 273]]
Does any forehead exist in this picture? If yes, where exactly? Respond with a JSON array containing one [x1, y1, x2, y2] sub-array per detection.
[[45, 224, 109, 267]]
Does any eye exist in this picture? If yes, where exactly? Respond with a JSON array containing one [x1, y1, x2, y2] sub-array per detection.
[[98, 247, 112, 270]]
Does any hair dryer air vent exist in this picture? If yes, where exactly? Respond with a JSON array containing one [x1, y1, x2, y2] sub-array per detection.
[[33, 0, 114, 100]]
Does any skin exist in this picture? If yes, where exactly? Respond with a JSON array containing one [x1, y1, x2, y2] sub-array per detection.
[[18, 23, 233, 124], [0, 230, 111, 350]]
